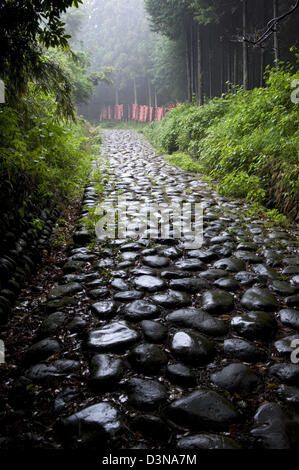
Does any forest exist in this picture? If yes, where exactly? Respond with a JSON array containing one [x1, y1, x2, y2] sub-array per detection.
[[0, 0, 299, 456]]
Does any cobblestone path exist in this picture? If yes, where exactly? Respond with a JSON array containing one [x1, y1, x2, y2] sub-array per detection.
[[1, 130, 299, 450]]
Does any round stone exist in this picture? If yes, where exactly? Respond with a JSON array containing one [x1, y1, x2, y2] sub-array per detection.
[[223, 338, 266, 362], [114, 290, 144, 301], [126, 378, 167, 410], [231, 311, 277, 339], [128, 343, 168, 373], [234, 251, 263, 263], [169, 278, 209, 292], [60, 403, 122, 447], [213, 257, 246, 272], [67, 315, 87, 332], [175, 259, 207, 271], [131, 267, 157, 276], [121, 251, 139, 261], [46, 297, 77, 312], [111, 278, 129, 291], [86, 321, 139, 352], [210, 234, 232, 244], [91, 301, 118, 318], [38, 312, 67, 336], [201, 289, 234, 314], [63, 260, 85, 273], [177, 433, 242, 449], [187, 250, 218, 262], [143, 256, 169, 268], [211, 363, 262, 394], [285, 295, 299, 307], [134, 275, 165, 292], [25, 360, 80, 384], [88, 288, 110, 299], [279, 309, 299, 330], [209, 245, 233, 257], [166, 363, 197, 386], [97, 259, 114, 269], [170, 330, 214, 365], [141, 320, 168, 343], [131, 415, 171, 441], [269, 363, 299, 385], [26, 338, 61, 363], [159, 247, 181, 259], [241, 288, 278, 311], [269, 281, 296, 296], [253, 264, 278, 280], [151, 290, 191, 308], [124, 300, 160, 321], [199, 269, 228, 280], [274, 334, 299, 355], [251, 403, 299, 449], [166, 308, 228, 336], [282, 266, 299, 275], [47, 282, 82, 300], [161, 270, 191, 280], [277, 385, 299, 406], [167, 389, 240, 431], [234, 271, 265, 286], [213, 277, 239, 291], [89, 354, 124, 388]]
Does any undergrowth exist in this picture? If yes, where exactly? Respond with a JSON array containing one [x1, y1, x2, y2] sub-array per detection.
[[0, 85, 102, 225], [145, 64, 299, 221]]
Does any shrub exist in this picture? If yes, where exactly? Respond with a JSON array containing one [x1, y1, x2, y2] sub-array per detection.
[[0, 85, 94, 219], [145, 65, 299, 220]]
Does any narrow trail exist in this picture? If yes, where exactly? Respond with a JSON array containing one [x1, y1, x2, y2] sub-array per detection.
[[1, 129, 299, 450]]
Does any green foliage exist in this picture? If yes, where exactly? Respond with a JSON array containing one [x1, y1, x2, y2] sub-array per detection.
[[0, 0, 83, 99], [146, 65, 299, 220], [47, 49, 93, 106], [218, 171, 265, 203], [46, 49, 113, 108], [244, 204, 289, 228], [151, 36, 187, 104], [165, 153, 204, 173], [30, 218, 44, 233], [0, 85, 94, 218]]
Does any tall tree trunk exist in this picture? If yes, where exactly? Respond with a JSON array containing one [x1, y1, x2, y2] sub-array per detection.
[[220, 39, 224, 94], [197, 24, 204, 106], [242, 0, 249, 90], [273, 0, 279, 66], [233, 46, 237, 85], [260, 48, 265, 87], [154, 87, 158, 107], [190, 23, 194, 99], [209, 49, 212, 98], [227, 43, 231, 92], [194, 25, 198, 98], [185, 28, 192, 102], [148, 78, 152, 107], [133, 78, 138, 105], [115, 88, 119, 106]]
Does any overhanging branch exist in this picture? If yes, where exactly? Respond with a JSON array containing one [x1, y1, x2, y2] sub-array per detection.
[[234, 0, 299, 47]]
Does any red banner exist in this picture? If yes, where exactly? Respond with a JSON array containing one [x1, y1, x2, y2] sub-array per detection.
[[149, 107, 153, 122], [132, 104, 139, 120], [114, 105, 123, 121], [99, 103, 177, 121], [100, 106, 106, 121], [138, 105, 148, 122], [155, 107, 165, 121]]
